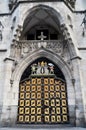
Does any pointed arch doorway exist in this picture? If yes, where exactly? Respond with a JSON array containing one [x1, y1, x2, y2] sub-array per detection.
[[17, 58, 69, 124]]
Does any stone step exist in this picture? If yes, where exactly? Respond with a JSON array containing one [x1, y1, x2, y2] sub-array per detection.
[[0, 127, 86, 130], [13, 124, 73, 129]]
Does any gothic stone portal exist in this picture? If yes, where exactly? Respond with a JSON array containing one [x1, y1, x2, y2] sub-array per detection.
[[17, 59, 69, 124]]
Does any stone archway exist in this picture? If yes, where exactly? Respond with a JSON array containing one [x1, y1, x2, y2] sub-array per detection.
[[12, 4, 78, 60], [11, 49, 75, 125], [17, 57, 69, 124]]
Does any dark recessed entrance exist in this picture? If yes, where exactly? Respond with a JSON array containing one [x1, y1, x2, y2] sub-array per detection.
[[26, 26, 59, 40]]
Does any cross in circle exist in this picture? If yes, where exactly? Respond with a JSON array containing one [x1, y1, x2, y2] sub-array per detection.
[[38, 31, 47, 41]]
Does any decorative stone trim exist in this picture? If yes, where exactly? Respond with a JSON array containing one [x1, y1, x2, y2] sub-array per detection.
[[0, 49, 7, 52], [11, 40, 63, 59], [12, 25, 23, 42], [4, 57, 15, 62], [78, 47, 86, 50], [60, 24, 77, 58], [70, 56, 82, 60]]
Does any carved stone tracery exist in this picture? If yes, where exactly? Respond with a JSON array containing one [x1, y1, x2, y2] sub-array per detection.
[[11, 40, 63, 58]]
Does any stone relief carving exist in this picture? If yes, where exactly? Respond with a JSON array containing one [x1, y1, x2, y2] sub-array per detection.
[[13, 25, 22, 42], [10, 40, 63, 59], [10, 22, 75, 61], [60, 24, 75, 58], [60, 24, 74, 74], [31, 61, 54, 75], [46, 40, 63, 54], [10, 40, 74, 77]]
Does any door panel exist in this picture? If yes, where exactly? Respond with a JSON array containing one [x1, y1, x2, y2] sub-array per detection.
[[17, 77, 69, 124]]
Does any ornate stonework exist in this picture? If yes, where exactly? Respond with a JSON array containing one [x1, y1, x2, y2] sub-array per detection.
[[31, 61, 54, 75], [10, 40, 63, 58]]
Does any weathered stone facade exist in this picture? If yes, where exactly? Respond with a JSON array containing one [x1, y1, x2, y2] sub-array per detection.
[[0, 0, 86, 128]]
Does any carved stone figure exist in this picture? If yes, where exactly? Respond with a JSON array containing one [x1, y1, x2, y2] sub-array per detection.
[[48, 63, 54, 74], [31, 64, 37, 74], [31, 61, 55, 75]]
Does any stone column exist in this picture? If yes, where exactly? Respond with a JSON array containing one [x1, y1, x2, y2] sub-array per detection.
[[0, 50, 7, 126], [0, 58, 14, 126], [71, 57, 85, 127]]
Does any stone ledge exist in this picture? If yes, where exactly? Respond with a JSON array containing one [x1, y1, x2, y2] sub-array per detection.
[[7, 124, 72, 129], [71, 56, 82, 60], [4, 57, 15, 62], [78, 48, 86, 50], [0, 49, 7, 52], [0, 44, 7, 52]]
